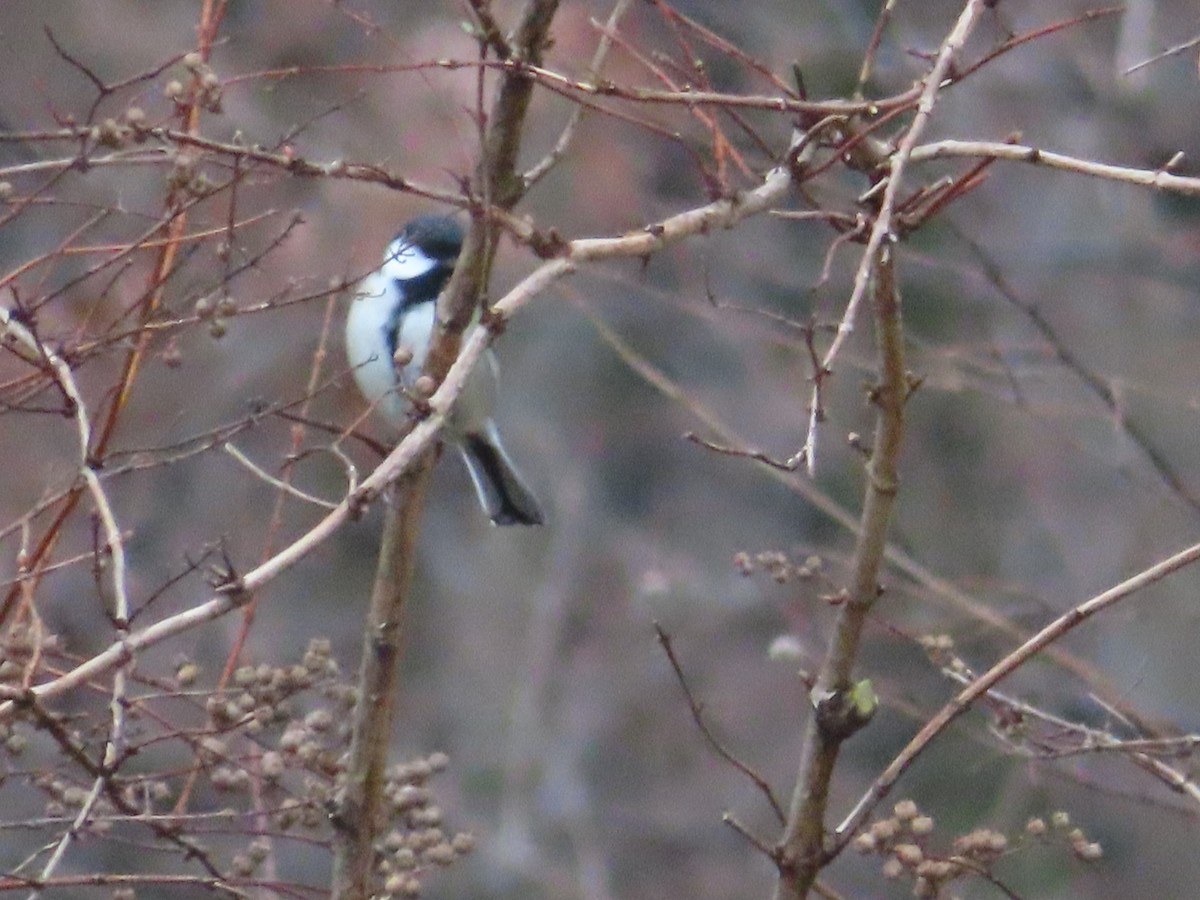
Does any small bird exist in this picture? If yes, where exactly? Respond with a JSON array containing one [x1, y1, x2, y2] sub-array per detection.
[[345, 214, 544, 526]]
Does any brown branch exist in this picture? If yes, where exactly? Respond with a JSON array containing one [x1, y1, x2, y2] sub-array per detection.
[[209, 56, 901, 116], [522, 0, 634, 189], [331, 1, 561, 895], [773, 242, 908, 899], [464, 0, 514, 59], [684, 432, 799, 472], [801, 0, 989, 474], [655, 623, 786, 823], [327, 465, 436, 897], [834, 538, 1200, 853]]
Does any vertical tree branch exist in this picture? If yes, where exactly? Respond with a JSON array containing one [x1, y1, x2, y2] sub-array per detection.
[[331, 3, 560, 896], [329, 463, 435, 899], [434, 0, 562, 352], [774, 245, 908, 899], [801, 0, 988, 472]]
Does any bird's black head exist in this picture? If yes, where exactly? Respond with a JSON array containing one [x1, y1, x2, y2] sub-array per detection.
[[398, 215, 464, 266], [381, 215, 464, 310]]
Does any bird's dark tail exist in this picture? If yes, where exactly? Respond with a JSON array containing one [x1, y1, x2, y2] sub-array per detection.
[[459, 426, 544, 526]]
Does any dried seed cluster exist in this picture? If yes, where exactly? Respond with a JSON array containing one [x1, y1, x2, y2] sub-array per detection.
[[733, 550, 823, 583], [166, 51, 224, 114], [917, 633, 963, 672], [0, 636, 469, 894], [853, 799, 1101, 898], [375, 752, 476, 898], [193, 639, 471, 895]]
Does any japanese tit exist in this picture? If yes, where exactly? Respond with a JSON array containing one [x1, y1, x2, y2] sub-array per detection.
[[345, 214, 544, 526]]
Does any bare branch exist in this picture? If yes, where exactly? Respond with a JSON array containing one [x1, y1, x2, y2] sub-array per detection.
[[910, 139, 1200, 196], [835, 539, 1200, 852], [802, 0, 990, 474], [775, 242, 909, 899], [523, 0, 634, 188], [655, 623, 786, 823]]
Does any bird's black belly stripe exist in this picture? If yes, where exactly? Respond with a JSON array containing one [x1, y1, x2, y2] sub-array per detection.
[[384, 265, 454, 358]]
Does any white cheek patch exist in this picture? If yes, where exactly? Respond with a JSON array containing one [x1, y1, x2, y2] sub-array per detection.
[[379, 240, 437, 281]]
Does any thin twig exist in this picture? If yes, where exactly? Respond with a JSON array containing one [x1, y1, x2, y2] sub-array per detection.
[[909, 139, 1200, 196], [1123, 31, 1200, 75], [802, 0, 991, 474], [723, 812, 780, 859], [683, 432, 798, 472], [655, 623, 786, 823], [855, 0, 900, 96], [222, 443, 339, 510], [835, 538, 1200, 851], [774, 241, 909, 899], [523, 0, 634, 188]]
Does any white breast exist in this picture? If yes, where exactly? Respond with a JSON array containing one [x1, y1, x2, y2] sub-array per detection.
[[345, 270, 409, 429], [345, 237, 496, 437]]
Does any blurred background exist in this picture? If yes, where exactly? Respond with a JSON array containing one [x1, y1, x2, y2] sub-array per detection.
[[1, 1, 1199, 897]]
